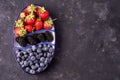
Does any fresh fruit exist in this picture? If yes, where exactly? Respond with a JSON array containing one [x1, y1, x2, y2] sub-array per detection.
[[44, 31, 53, 41], [25, 25, 34, 32], [32, 45, 37, 51], [15, 19, 24, 27], [37, 33, 46, 42], [36, 7, 49, 20], [14, 27, 27, 36], [35, 19, 43, 30], [20, 12, 26, 19], [15, 37, 27, 47], [27, 35, 38, 45], [43, 19, 53, 30], [14, 4, 56, 75], [25, 13, 36, 25], [15, 44, 54, 74], [27, 4, 36, 13], [15, 31, 53, 46]]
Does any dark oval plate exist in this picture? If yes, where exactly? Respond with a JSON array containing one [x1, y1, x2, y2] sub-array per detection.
[[12, 4, 55, 74]]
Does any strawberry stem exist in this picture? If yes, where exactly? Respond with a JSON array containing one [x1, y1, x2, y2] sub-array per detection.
[[20, 12, 25, 19], [25, 13, 34, 20], [28, 4, 36, 13], [52, 18, 57, 22], [41, 7, 46, 13], [15, 19, 24, 27], [19, 28, 27, 36]]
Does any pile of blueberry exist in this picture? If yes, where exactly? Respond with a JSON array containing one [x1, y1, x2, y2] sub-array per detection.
[[15, 43, 54, 74]]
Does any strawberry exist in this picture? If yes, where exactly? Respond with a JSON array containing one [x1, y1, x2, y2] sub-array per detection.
[[15, 19, 24, 27], [35, 19, 43, 30], [36, 7, 49, 20], [25, 25, 34, 32], [20, 12, 26, 19], [14, 27, 27, 36], [25, 13, 36, 25], [23, 8, 29, 15], [43, 18, 53, 30], [27, 4, 36, 13]]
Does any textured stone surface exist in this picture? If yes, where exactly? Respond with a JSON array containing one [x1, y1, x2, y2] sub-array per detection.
[[0, 0, 120, 80]]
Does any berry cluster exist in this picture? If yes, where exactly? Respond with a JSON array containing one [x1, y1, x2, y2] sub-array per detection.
[[15, 31, 53, 47], [14, 4, 54, 37], [16, 44, 54, 74]]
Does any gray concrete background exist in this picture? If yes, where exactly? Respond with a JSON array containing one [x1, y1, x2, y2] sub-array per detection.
[[0, 0, 120, 80]]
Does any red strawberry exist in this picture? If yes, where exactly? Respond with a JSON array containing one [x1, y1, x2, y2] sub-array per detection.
[[35, 19, 43, 30], [23, 8, 29, 15], [25, 13, 36, 25], [43, 18, 53, 30], [25, 4, 36, 14], [36, 7, 49, 20], [20, 12, 26, 19], [15, 19, 24, 27], [25, 25, 34, 32], [14, 27, 27, 36]]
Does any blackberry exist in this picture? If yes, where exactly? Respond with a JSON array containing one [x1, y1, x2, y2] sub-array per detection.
[[32, 34, 39, 43], [44, 31, 53, 42], [37, 33, 46, 42], [27, 35, 37, 45], [15, 37, 27, 47]]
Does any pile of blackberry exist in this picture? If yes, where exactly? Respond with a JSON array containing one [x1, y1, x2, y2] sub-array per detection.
[[15, 31, 53, 47], [16, 44, 54, 74]]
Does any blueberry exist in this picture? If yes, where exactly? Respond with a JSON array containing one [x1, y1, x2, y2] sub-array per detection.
[[38, 44, 42, 48], [24, 54, 28, 58], [17, 58, 21, 62], [25, 67, 30, 72], [29, 70, 35, 74], [47, 52, 52, 57], [47, 44, 50, 48], [36, 53, 43, 59], [32, 45, 37, 51], [36, 55, 41, 59], [20, 61, 24, 65], [21, 64, 25, 68], [28, 61, 33, 65], [33, 60, 38, 64], [16, 49, 21, 53], [46, 57, 52, 63], [37, 48, 42, 53], [26, 48, 32, 53], [40, 57, 45, 62], [21, 56, 25, 60], [38, 53, 43, 56], [37, 68, 42, 72], [40, 62, 45, 67], [39, 53, 43, 56], [16, 52, 22, 57], [42, 64, 48, 70], [51, 52, 54, 55], [42, 47, 48, 51], [44, 59, 48, 64], [23, 51, 27, 54], [29, 52, 33, 56], [35, 63, 39, 68], [49, 47, 54, 52], [30, 56, 36, 61], [24, 61, 29, 66], [49, 57, 52, 62], [44, 44, 47, 47], [43, 53, 47, 57], [31, 65, 37, 70]]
